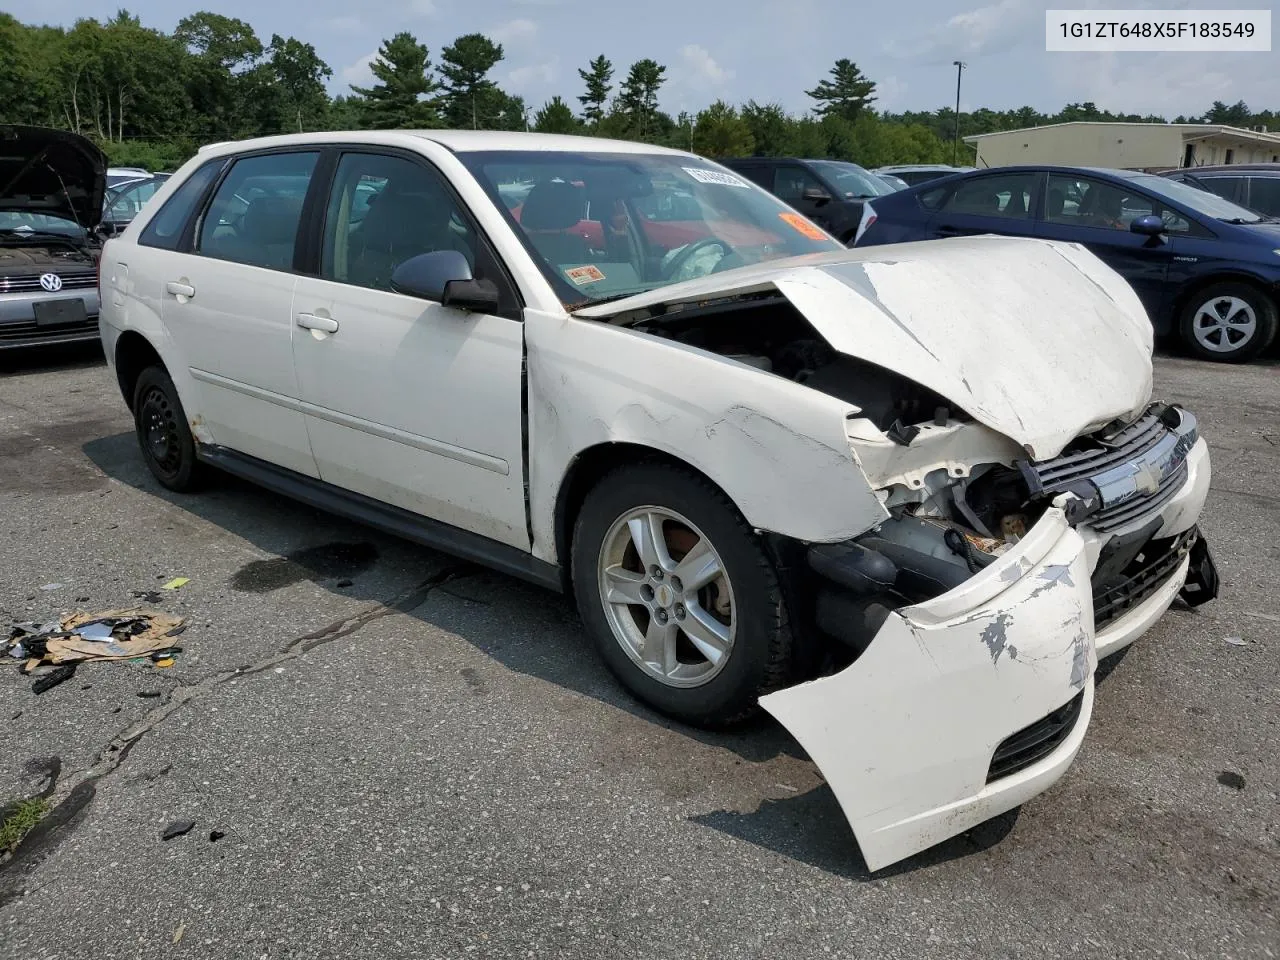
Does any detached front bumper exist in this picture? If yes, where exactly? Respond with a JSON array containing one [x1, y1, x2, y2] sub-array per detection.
[[761, 507, 1097, 872]]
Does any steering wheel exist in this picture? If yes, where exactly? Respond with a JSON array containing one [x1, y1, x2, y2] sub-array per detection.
[[663, 237, 735, 282]]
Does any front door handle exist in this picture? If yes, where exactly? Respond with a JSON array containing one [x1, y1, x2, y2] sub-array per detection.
[[296, 312, 339, 334], [165, 280, 195, 298]]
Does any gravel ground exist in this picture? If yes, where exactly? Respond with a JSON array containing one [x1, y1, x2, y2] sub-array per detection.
[[0, 343, 1276, 960]]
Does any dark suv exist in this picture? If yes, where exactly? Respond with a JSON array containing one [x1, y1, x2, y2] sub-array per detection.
[[1160, 164, 1280, 218], [720, 157, 894, 244]]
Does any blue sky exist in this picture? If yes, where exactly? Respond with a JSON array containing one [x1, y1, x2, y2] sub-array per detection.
[[10, 0, 1277, 119]]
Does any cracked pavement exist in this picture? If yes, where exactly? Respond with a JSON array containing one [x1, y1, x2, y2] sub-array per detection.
[[1, 344, 1277, 959]]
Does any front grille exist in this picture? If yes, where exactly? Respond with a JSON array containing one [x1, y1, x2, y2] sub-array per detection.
[[0, 273, 97, 293], [1093, 527, 1197, 630], [0, 316, 99, 344], [1019, 405, 1198, 535], [987, 690, 1085, 783]]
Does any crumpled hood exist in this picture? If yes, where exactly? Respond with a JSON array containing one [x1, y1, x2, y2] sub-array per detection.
[[0, 126, 107, 228], [574, 236, 1155, 459]]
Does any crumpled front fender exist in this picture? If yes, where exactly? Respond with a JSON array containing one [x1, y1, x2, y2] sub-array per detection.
[[760, 508, 1098, 872]]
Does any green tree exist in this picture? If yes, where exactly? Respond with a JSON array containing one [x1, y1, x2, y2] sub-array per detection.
[[1204, 99, 1251, 126], [174, 12, 265, 141], [805, 59, 876, 122], [693, 100, 753, 157], [439, 33, 504, 129], [617, 58, 666, 140], [264, 34, 332, 132], [740, 101, 792, 156], [576, 54, 612, 125], [534, 95, 579, 134], [350, 32, 441, 129]]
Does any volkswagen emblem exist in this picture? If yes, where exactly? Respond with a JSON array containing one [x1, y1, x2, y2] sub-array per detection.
[[39, 273, 63, 292]]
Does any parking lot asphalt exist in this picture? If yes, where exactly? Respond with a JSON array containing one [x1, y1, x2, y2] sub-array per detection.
[[1, 344, 1277, 960]]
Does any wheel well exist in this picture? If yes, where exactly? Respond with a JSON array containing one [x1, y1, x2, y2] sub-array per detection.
[[114, 331, 165, 412], [552, 443, 734, 598], [1172, 272, 1277, 323]]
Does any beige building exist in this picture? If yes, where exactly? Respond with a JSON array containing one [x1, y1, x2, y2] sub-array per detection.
[[964, 121, 1280, 171]]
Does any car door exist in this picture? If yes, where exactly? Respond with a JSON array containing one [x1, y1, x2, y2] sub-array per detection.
[[290, 149, 529, 549], [772, 165, 837, 231], [153, 149, 322, 477], [926, 170, 1044, 240], [1037, 173, 1180, 321]]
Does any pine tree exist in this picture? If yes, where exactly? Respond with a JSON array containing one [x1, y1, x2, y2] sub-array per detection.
[[349, 32, 441, 129], [805, 59, 877, 122], [439, 33, 504, 129], [577, 54, 612, 125]]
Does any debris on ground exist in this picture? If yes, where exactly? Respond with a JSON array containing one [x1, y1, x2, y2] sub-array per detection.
[[31, 663, 77, 695], [160, 820, 195, 840], [161, 577, 190, 591], [1223, 636, 1251, 646], [38, 583, 63, 592], [6, 609, 185, 674], [209, 830, 226, 842]]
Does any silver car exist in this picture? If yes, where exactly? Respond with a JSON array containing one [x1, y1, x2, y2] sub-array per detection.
[[0, 126, 106, 349]]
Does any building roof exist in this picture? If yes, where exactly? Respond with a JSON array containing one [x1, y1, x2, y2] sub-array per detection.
[[963, 121, 1280, 146]]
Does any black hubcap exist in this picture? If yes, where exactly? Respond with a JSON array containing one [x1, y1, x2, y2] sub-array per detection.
[[139, 387, 182, 474]]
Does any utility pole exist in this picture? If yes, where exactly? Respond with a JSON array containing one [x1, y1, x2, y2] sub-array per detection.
[[952, 60, 966, 166]]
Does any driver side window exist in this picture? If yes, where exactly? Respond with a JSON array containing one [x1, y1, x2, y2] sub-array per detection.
[[321, 152, 477, 293], [773, 166, 824, 203]]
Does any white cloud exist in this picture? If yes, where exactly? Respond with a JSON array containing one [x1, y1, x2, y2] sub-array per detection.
[[408, 0, 437, 15], [1053, 50, 1269, 117], [491, 18, 538, 48], [341, 52, 378, 88], [874, 75, 908, 110], [504, 58, 559, 93], [891, 0, 1039, 63], [321, 15, 363, 32], [679, 44, 733, 87]]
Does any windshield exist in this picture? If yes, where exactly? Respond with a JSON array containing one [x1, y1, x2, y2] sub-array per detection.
[[0, 210, 87, 239], [809, 160, 894, 198], [459, 150, 842, 305], [1127, 173, 1264, 223]]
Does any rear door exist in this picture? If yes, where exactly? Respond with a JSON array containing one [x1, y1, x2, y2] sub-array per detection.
[[156, 149, 322, 476], [1036, 173, 1184, 321], [925, 170, 1044, 240]]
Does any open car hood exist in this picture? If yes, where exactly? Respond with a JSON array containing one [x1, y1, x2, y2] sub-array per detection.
[[573, 236, 1155, 460], [0, 126, 108, 228]]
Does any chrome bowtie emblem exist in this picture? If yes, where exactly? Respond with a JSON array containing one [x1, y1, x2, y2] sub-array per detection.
[[1133, 461, 1162, 495], [39, 273, 63, 292]]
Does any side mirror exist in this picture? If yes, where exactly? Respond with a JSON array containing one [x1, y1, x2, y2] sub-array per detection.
[[389, 249, 499, 313], [802, 186, 832, 205], [1130, 214, 1166, 237]]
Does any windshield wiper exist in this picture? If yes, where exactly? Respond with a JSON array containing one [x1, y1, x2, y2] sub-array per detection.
[[1218, 217, 1263, 225]]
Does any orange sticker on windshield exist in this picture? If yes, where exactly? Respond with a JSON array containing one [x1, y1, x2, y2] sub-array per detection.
[[565, 265, 606, 285], [779, 212, 828, 240]]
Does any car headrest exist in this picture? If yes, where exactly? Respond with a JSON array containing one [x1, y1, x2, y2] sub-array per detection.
[[520, 180, 585, 231], [241, 195, 304, 245]]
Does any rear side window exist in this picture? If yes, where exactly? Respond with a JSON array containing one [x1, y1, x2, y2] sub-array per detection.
[[1247, 176, 1280, 215], [918, 186, 948, 211], [138, 160, 223, 250], [941, 172, 1038, 220], [196, 152, 319, 271]]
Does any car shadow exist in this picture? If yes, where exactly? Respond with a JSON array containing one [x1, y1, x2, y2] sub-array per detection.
[[0, 341, 105, 375], [83, 428, 1034, 880]]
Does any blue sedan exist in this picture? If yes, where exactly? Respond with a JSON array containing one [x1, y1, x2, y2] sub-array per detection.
[[854, 165, 1280, 363]]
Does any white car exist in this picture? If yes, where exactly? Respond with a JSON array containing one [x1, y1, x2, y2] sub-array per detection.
[[98, 131, 1218, 871]]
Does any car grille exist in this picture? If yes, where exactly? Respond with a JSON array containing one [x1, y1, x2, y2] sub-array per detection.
[[0, 272, 97, 293], [1019, 406, 1198, 535], [0, 316, 100, 345], [987, 690, 1085, 783], [1093, 526, 1198, 631]]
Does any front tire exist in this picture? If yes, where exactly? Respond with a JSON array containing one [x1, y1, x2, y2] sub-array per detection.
[[571, 463, 793, 727], [1178, 281, 1277, 363], [133, 365, 205, 492]]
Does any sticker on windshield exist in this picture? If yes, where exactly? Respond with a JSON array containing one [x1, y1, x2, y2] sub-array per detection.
[[565, 264, 606, 285], [778, 212, 828, 240], [683, 167, 750, 188]]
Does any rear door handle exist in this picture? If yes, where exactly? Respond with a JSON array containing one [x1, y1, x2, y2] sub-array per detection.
[[295, 313, 339, 333], [165, 281, 195, 298]]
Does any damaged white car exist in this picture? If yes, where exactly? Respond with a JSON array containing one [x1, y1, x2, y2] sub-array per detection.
[[98, 131, 1218, 871]]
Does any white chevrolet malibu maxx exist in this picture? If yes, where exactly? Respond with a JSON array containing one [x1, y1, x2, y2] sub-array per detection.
[[98, 131, 1218, 871]]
